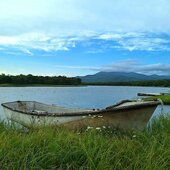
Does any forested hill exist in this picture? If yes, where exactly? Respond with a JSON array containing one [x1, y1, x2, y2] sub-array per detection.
[[84, 79, 170, 87], [79, 71, 170, 83], [0, 74, 81, 85]]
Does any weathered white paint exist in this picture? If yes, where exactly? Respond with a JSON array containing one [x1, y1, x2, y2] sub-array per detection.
[[2, 100, 160, 129]]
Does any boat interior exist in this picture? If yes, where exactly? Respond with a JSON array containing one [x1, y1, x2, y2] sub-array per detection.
[[2, 101, 92, 115]]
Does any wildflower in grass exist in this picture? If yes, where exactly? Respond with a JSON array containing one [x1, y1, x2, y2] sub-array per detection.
[[86, 126, 93, 131], [91, 115, 97, 119], [96, 127, 101, 130], [133, 135, 136, 138], [102, 126, 106, 129], [98, 115, 103, 118]]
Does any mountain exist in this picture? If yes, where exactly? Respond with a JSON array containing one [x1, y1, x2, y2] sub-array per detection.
[[79, 72, 170, 83]]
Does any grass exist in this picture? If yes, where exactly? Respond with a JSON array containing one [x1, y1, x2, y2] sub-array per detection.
[[0, 116, 169, 170], [144, 94, 170, 105]]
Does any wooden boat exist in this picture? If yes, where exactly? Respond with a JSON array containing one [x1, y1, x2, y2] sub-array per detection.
[[1, 100, 160, 130], [138, 92, 170, 97]]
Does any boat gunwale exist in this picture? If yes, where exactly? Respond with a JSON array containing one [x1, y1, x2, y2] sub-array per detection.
[[1, 100, 160, 117]]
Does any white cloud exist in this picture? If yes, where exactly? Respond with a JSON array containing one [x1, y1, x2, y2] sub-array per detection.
[[100, 60, 140, 72], [0, 30, 170, 54], [0, 33, 78, 54], [0, 31, 170, 54], [96, 32, 170, 51], [52, 60, 170, 75], [118, 37, 170, 51], [55, 65, 100, 70], [0, 70, 9, 74], [138, 63, 170, 75], [1, 0, 170, 36], [0, 1, 170, 53], [99, 60, 170, 75]]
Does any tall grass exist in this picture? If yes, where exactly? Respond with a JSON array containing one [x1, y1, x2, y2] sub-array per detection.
[[144, 94, 170, 104], [0, 116, 169, 170]]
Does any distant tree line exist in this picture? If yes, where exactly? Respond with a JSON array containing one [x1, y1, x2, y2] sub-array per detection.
[[84, 79, 170, 87], [0, 74, 81, 85], [1, 73, 170, 87]]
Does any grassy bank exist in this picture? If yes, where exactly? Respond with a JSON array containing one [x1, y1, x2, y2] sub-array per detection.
[[0, 116, 169, 169], [144, 94, 170, 105]]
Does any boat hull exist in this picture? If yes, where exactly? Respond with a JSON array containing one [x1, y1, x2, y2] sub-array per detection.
[[3, 105, 157, 130]]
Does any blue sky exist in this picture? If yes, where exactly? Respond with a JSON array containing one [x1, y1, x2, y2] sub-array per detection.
[[0, 0, 170, 76]]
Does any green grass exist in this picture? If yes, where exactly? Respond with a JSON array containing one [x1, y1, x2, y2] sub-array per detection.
[[0, 116, 169, 170], [144, 95, 170, 105]]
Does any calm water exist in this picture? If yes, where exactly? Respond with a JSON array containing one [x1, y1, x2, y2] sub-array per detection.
[[0, 86, 170, 120]]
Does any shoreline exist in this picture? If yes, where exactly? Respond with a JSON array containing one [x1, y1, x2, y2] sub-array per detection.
[[143, 95, 170, 105], [0, 84, 87, 87], [0, 83, 170, 88]]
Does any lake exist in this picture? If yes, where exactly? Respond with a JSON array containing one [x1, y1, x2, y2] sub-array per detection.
[[0, 86, 170, 120]]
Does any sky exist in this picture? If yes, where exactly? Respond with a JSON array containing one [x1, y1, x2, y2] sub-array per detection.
[[0, 0, 170, 76]]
